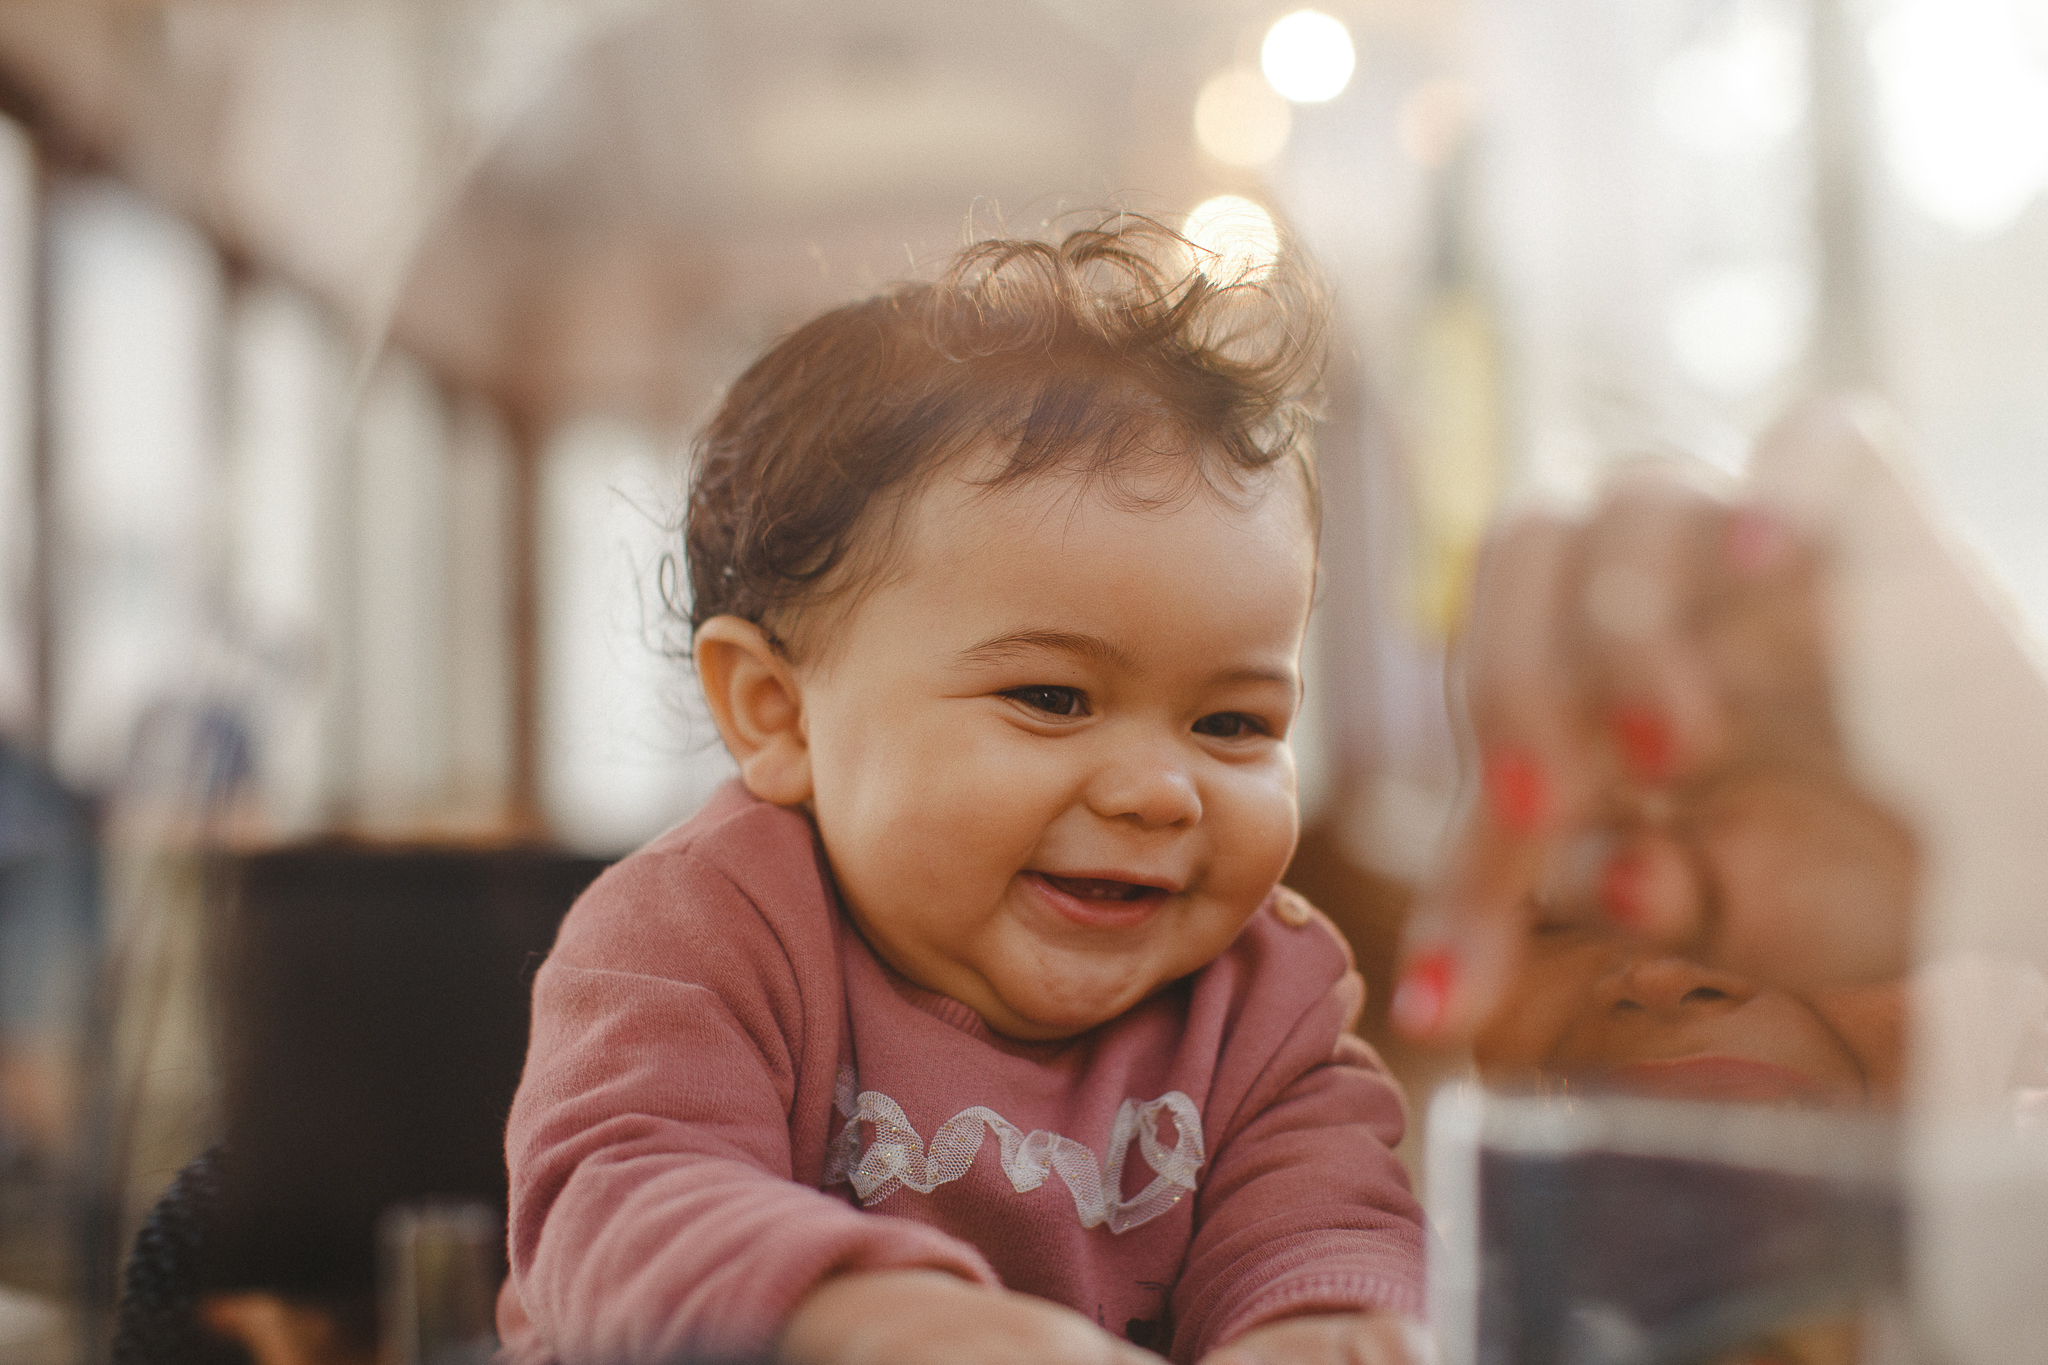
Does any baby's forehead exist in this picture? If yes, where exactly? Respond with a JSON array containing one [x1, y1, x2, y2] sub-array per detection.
[[772, 449, 1316, 662], [907, 450, 1315, 544]]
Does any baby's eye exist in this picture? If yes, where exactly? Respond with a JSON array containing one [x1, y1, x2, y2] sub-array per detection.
[[1192, 712, 1270, 740], [1002, 685, 1088, 717]]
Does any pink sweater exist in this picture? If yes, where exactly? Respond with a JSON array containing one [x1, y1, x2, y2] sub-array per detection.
[[497, 781, 1423, 1364]]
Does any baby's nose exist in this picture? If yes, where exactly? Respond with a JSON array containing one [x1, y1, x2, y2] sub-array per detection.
[[1086, 756, 1201, 830], [1599, 955, 1757, 1016]]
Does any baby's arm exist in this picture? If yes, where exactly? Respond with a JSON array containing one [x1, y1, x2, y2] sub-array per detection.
[[1200, 1312, 1430, 1365], [1171, 914, 1427, 1364], [504, 852, 996, 1363], [780, 1269, 1164, 1365]]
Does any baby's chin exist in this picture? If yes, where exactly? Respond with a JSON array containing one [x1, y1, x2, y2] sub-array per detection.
[[981, 991, 1148, 1043], [979, 963, 1183, 1042], [1581, 1054, 1856, 1106]]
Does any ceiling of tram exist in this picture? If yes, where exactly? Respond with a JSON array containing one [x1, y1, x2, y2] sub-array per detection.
[[0, 0, 1454, 423]]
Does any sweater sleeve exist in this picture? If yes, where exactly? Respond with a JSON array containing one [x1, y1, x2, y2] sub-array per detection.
[[501, 847, 997, 1365], [1169, 919, 1426, 1362]]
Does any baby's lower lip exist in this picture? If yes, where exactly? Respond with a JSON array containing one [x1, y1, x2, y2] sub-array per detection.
[[1600, 1055, 1829, 1104], [1025, 872, 1168, 929]]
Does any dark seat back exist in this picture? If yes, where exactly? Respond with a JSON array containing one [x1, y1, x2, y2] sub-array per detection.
[[114, 844, 607, 1363]]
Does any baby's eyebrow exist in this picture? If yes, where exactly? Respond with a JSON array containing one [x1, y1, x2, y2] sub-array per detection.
[[957, 628, 1135, 670], [1214, 665, 1299, 688]]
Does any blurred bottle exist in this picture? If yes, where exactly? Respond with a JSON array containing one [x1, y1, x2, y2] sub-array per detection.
[[380, 1199, 500, 1365], [1402, 103, 1505, 643]]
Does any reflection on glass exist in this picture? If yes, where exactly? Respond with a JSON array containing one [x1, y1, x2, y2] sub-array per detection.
[[1474, 927, 1903, 1107], [1428, 1085, 1901, 1365]]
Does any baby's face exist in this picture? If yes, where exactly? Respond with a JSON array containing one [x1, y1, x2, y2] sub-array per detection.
[[1473, 925, 1876, 1104], [792, 456, 1315, 1041]]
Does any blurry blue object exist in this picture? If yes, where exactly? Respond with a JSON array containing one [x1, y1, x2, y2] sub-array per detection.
[[0, 738, 98, 1036]]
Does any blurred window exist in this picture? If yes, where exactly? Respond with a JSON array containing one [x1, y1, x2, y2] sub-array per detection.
[[46, 180, 223, 791], [539, 414, 731, 854], [225, 281, 350, 836], [351, 352, 453, 834]]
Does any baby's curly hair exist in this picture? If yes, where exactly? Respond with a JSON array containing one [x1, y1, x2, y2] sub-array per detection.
[[683, 212, 1327, 654]]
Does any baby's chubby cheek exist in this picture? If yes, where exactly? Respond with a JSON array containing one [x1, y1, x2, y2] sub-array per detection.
[[802, 718, 1055, 954], [1222, 761, 1302, 877]]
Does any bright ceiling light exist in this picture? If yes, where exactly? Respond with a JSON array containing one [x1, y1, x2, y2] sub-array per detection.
[[1182, 195, 1281, 284], [1869, 0, 2048, 236], [1261, 10, 1356, 104], [1193, 68, 1292, 167]]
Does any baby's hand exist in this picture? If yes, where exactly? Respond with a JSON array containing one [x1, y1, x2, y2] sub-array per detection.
[[780, 1268, 1162, 1365], [1202, 1312, 1433, 1365]]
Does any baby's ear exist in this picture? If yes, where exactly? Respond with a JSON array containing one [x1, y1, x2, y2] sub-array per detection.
[[693, 616, 812, 807]]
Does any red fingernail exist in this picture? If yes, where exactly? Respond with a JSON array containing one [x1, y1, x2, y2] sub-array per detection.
[[1601, 852, 1647, 929], [1392, 950, 1457, 1036], [1725, 507, 1792, 579], [1483, 749, 1548, 833], [1612, 703, 1674, 782]]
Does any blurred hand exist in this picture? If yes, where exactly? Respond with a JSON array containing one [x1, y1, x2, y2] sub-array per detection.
[[1201, 1312, 1432, 1365], [779, 1269, 1163, 1365], [1391, 460, 1918, 1045]]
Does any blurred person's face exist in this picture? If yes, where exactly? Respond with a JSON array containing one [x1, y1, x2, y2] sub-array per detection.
[[777, 455, 1316, 1041], [1473, 922, 1890, 1105]]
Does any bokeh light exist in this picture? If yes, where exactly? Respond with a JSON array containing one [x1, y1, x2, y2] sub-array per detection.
[[1653, 4, 1805, 161], [1260, 10, 1356, 104], [1193, 67, 1292, 167], [1666, 262, 1811, 396], [1182, 194, 1280, 283], [1869, 0, 2048, 236]]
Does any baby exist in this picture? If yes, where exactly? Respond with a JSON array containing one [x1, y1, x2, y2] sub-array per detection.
[[493, 217, 1425, 1365], [1472, 921, 1904, 1107]]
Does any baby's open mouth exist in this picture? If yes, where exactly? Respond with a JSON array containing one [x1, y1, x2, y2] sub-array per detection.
[[1036, 874, 1165, 902]]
